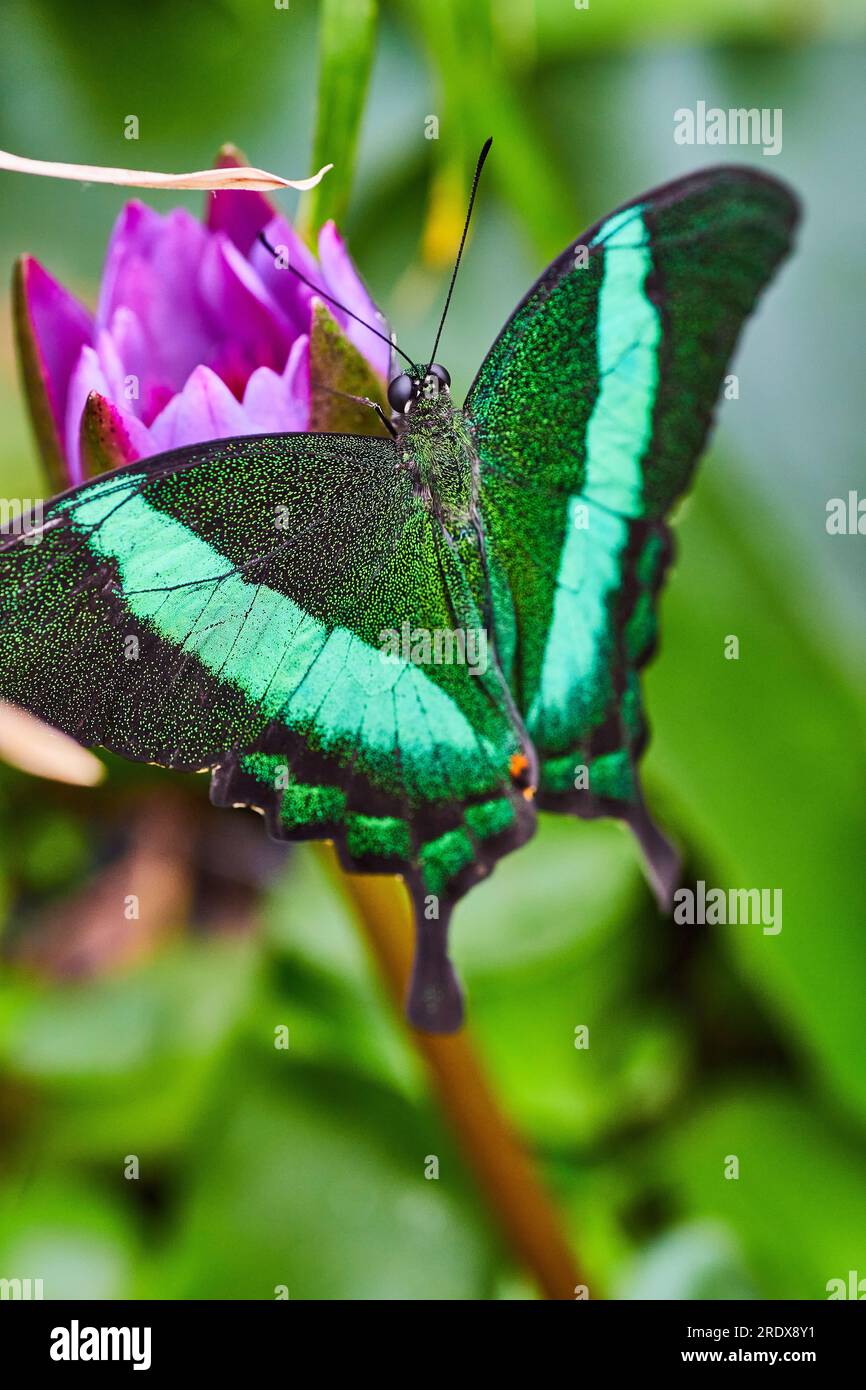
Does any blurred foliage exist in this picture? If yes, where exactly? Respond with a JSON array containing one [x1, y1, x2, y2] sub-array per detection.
[[299, 0, 378, 237], [0, 0, 865, 1300]]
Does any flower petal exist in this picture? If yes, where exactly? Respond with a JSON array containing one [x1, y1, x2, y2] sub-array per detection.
[[206, 143, 276, 254], [198, 232, 291, 394], [65, 345, 110, 484], [96, 202, 215, 397], [318, 220, 391, 382], [0, 701, 104, 786], [100, 306, 174, 423], [79, 390, 153, 475], [248, 213, 324, 338], [242, 335, 310, 434], [13, 256, 93, 489], [97, 204, 293, 410], [148, 364, 250, 452]]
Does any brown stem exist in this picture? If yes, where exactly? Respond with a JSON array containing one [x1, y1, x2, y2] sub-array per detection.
[[318, 845, 585, 1300]]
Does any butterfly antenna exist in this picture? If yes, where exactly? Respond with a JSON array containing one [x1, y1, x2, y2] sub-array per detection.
[[426, 136, 493, 370], [257, 231, 414, 369]]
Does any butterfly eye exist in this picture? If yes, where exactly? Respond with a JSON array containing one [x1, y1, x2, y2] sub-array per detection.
[[427, 363, 451, 389], [387, 373, 418, 412]]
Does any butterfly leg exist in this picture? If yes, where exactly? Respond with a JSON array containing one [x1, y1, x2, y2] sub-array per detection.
[[360, 398, 398, 438], [316, 383, 397, 436]]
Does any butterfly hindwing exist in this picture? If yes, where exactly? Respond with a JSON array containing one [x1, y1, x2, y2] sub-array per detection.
[[0, 434, 536, 1028], [464, 167, 799, 894]]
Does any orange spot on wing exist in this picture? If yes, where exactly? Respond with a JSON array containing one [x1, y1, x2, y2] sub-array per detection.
[[509, 751, 536, 800]]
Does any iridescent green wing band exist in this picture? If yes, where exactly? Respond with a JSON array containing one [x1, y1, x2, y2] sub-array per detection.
[[465, 167, 799, 898]]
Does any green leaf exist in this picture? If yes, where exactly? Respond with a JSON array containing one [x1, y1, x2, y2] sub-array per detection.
[[452, 816, 691, 1145], [0, 1176, 139, 1299], [259, 844, 419, 1096], [157, 1061, 497, 1299], [300, 0, 378, 238], [530, 0, 856, 54], [614, 1222, 759, 1300], [0, 938, 259, 1158], [645, 470, 866, 1122], [654, 1088, 866, 1299], [453, 813, 638, 978], [401, 0, 577, 261]]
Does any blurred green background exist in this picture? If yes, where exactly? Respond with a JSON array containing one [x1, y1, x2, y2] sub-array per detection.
[[0, 0, 864, 1300]]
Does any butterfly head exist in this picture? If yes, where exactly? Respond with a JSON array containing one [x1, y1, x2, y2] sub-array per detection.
[[387, 363, 451, 417]]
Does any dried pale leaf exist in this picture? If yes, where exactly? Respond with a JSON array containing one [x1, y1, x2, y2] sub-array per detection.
[[0, 701, 104, 786], [0, 148, 332, 193]]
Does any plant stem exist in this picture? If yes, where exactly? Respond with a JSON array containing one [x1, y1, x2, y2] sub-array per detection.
[[319, 845, 585, 1300]]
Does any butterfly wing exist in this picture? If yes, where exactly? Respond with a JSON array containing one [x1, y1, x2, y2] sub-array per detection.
[[0, 433, 536, 1029], [464, 166, 799, 899]]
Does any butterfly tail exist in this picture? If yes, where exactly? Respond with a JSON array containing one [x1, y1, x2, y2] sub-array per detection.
[[625, 801, 681, 911], [405, 899, 464, 1033]]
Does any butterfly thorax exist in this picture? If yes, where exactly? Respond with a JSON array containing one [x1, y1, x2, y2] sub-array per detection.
[[395, 387, 478, 530]]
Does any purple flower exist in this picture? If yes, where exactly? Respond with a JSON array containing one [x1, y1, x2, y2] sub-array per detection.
[[14, 147, 391, 490]]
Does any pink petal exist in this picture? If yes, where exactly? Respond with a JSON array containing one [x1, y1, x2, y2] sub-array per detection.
[[247, 214, 323, 337], [18, 256, 93, 454], [65, 346, 109, 483], [65, 346, 152, 483], [242, 335, 310, 434], [93, 326, 128, 404], [198, 232, 291, 395], [207, 189, 275, 254], [317, 220, 391, 382], [96, 203, 216, 395], [205, 144, 277, 254], [100, 306, 175, 424], [148, 365, 250, 453]]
